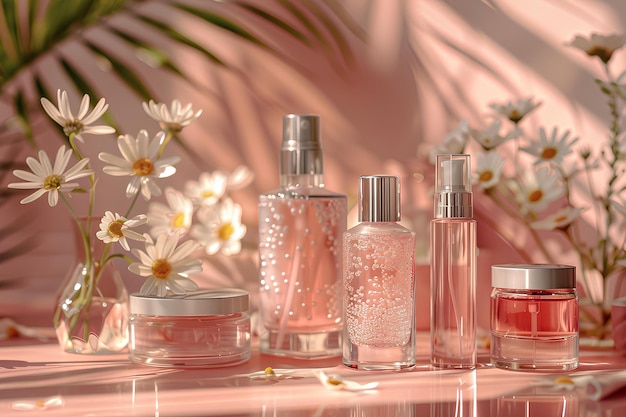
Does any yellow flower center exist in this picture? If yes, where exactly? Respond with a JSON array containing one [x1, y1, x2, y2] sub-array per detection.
[[479, 171, 494, 183], [132, 158, 155, 176], [554, 215, 568, 223], [152, 259, 172, 279], [43, 174, 62, 190], [218, 223, 235, 241], [63, 120, 84, 136], [107, 219, 125, 238], [541, 147, 557, 160], [509, 110, 522, 123], [554, 376, 575, 385], [5, 325, 19, 338], [529, 189, 544, 203], [172, 212, 186, 228], [159, 121, 183, 134], [202, 190, 214, 198], [587, 46, 612, 63], [326, 377, 344, 386]]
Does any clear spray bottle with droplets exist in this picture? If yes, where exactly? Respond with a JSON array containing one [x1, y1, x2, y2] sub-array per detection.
[[430, 154, 477, 369], [258, 114, 347, 359]]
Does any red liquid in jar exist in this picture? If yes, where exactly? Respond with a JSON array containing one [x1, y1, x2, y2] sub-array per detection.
[[491, 290, 578, 371]]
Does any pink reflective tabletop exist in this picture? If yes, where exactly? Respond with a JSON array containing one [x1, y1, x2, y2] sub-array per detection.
[[1, 335, 625, 416]]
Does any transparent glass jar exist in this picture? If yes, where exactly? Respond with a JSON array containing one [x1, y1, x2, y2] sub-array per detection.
[[129, 289, 251, 368], [490, 264, 578, 371]]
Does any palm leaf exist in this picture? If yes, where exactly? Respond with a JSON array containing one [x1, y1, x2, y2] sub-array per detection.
[[1, 0, 356, 150], [131, 13, 227, 67]]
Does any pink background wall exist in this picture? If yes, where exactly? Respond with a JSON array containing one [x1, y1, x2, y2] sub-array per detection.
[[1, 0, 625, 330]]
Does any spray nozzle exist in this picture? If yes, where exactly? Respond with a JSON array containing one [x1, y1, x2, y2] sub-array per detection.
[[280, 114, 324, 177], [442, 159, 467, 191], [434, 154, 473, 218]]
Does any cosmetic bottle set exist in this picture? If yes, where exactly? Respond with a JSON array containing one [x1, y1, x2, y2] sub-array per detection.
[[128, 114, 579, 372]]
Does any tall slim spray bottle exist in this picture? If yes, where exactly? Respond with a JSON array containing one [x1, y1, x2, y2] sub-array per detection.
[[343, 175, 416, 370], [430, 154, 477, 368], [258, 114, 347, 358]]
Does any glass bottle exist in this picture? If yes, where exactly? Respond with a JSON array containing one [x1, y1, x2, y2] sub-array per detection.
[[258, 114, 347, 358], [430, 154, 477, 369], [343, 175, 416, 370]]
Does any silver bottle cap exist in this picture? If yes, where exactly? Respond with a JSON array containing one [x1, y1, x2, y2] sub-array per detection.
[[359, 175, 401, 222], [491, 264, 576, 290], [130, 289, 249, 316], [280, 114, 323, 176]]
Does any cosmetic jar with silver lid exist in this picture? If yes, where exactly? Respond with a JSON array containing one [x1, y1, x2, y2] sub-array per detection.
[[129, 289, 251, 368], [490, 264, 578, 371]]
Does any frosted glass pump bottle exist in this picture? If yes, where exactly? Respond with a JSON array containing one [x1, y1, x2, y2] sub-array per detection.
[[343, 175, 416, 370], [430, 154, 477, 369], [258, 114, 347, 358]]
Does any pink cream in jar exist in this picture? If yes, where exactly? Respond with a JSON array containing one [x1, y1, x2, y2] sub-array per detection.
[[490, 264, 578, 371], [129, 289, 251, 368]]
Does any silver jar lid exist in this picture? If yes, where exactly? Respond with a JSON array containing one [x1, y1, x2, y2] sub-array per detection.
[[130, 289, 249, 316], [491, 264, 576, 289]]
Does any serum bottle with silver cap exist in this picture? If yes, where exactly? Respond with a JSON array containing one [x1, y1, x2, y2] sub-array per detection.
[[258, 114, 347, 358], [430, 154, 477, 369], [343, 175, 416, 370]]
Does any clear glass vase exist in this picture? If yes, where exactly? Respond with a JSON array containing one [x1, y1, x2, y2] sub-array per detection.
[[53, 217, 129, 354], [578, 267, 626, 349]]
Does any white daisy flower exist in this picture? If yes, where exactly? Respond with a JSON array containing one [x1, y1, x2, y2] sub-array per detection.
[[191, 198, 247, 256], [521, 127, 579, 166], [147, 187, 195, 237], [184, 171, 228, 207], [314, 370, 379, 392], [248, 367, 302, 381], [429, 120, 469, 164], [473, 151, 505, 190], [470, 119, 521, 151], [142, 99, 202, 133], [567, 33, 625, 63], [11, 396, 64, 411], [530, 206, 583, 230], [40, 90, 115, 142], [96, 211, 148, 251], [8, 145, 92, 206], [489, 97, 541, 123], [516, 167, 564, 215], [129, 233, 202, 297], [98, 129, 180, 200]]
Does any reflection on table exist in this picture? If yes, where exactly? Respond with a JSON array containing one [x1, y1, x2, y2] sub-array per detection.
[[0, 338, 625, 416]]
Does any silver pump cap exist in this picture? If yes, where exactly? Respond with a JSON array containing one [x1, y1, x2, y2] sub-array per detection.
[[491, 264, 576, 290], [434, 154, 473, 218], [280, 114, 323, 176], [359, 175, 401, 222], [130, 289, 249, 316]]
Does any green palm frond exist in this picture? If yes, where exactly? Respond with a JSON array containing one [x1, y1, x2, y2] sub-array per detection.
[[0, 0, 360, 146]]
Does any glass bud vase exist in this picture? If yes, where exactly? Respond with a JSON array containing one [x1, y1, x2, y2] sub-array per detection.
[[53, 217, 130, 354]]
